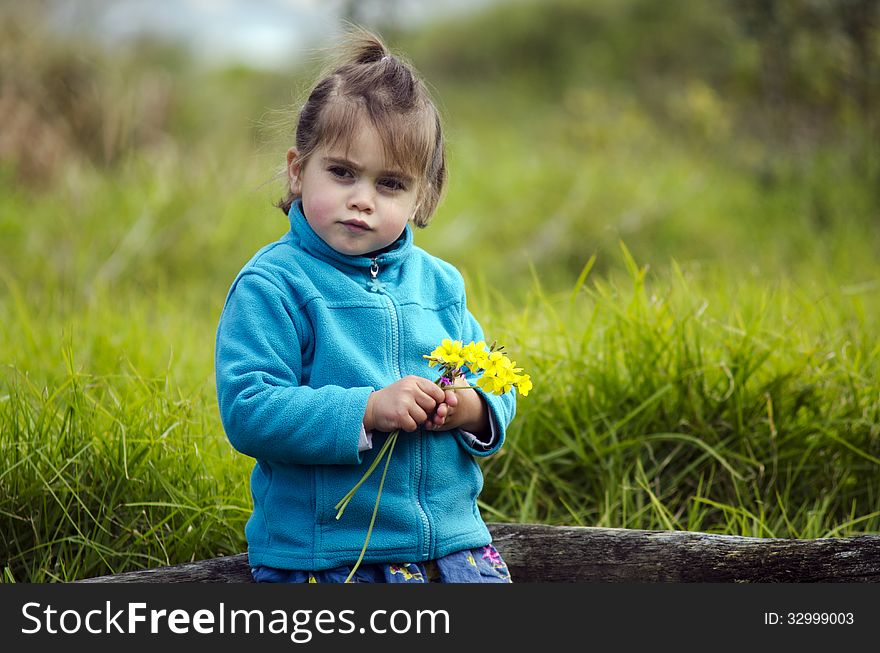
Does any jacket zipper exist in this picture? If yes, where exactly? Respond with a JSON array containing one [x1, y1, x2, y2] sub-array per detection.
[[370, 257, 431, 558]]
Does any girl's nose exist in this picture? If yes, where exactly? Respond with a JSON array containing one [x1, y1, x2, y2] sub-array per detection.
[[347, 183, 375, 214]]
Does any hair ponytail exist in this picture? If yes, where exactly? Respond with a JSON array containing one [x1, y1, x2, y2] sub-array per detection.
[[346, 28, 389, 65]]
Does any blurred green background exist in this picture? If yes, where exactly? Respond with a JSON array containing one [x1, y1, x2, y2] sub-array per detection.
[[2, 0, 879, 581]]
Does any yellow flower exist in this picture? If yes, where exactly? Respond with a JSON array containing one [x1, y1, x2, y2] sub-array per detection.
[[461, 340, 489, 373], [468, 348, 536, 396], [476, 374, 497, 394], [483, 351, 513, 377], [430, 338, 464, 366], [475, 368, 509, 395]]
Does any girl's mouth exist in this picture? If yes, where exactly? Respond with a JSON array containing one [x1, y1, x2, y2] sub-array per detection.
[[341, 220, 371, 233]]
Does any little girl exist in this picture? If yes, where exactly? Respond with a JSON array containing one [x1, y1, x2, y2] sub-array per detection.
[[215, 28, 516, 583]]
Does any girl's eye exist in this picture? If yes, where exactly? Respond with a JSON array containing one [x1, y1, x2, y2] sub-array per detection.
[[379, 178, 406, 191], [328, 166, 353, 179]]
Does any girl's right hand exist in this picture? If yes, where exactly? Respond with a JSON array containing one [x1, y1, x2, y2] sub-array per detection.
[[364, 376, 446, 433]]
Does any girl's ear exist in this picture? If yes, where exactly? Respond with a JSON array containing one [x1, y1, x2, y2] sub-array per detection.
[[287, 147, 303, 195]]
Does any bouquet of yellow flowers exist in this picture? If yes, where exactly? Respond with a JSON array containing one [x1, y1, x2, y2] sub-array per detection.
[[335, 339, 531, 581], [425, 339, 532, 397]]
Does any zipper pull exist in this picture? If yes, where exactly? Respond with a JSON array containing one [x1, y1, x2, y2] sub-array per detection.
[[367, 258, 385, 293]]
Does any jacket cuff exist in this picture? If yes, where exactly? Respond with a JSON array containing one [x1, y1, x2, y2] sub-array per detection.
[[337, 386, 375, 464], [458, 412, 497, 451]]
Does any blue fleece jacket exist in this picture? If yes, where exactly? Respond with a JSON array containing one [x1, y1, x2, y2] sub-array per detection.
[[215, 200, 516, 571]]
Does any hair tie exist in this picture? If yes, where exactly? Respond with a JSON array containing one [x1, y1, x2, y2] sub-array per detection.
[[380, 55, 391, 63]]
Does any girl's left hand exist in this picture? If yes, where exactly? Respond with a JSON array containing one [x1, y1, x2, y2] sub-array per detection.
[[424, 386, 459, 430], [424, 378, 488, 435]]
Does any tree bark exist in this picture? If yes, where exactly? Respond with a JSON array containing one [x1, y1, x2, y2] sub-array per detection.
[[77, 523, 880, 583]]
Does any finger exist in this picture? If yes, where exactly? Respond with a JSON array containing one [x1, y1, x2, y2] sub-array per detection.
[[423, 404, 446, 430], [409, 406, 429, 426], [414, 390, 440, 413], [444, 389, 458, 407], [417, 377, 447, 403]]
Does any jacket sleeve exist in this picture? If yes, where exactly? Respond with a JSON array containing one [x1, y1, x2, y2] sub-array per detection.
[[215, 271, 373, 465], [455, 293, 516, 458]]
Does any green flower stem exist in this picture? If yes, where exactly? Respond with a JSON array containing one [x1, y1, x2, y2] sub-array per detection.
[[334, 430, 398, 520], [344, 430, 398, 583]]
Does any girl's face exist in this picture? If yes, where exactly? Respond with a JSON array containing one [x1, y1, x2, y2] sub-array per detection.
[[287, 119, 420, 257]]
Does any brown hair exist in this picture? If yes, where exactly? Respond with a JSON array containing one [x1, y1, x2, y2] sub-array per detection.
[[277, 28, 446, 228]]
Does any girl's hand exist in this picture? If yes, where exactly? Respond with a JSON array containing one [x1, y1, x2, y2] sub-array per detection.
[[364, 376, 446, 433], [425, 378, 489, 436], [424, 387, 458, 430]]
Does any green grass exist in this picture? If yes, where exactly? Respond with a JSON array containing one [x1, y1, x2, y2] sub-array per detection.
[[472, 246, 880, 539], [2, 239, 878, 581], [1, 362, 251, 582], [0, 288, 253, 581]]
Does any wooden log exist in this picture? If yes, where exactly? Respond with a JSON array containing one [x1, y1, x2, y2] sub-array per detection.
[[78, 523, 880, 583]]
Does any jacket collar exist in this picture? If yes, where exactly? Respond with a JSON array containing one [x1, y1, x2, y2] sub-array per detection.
[[287, 199, 412, 273]]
